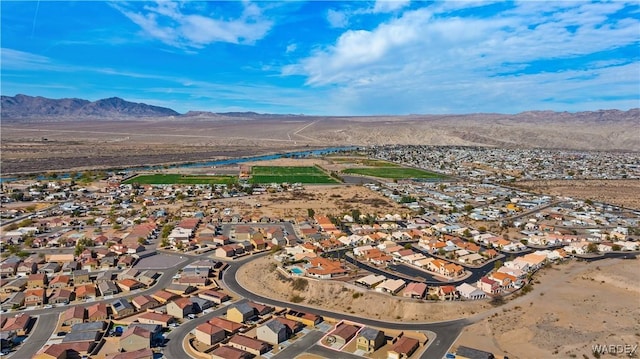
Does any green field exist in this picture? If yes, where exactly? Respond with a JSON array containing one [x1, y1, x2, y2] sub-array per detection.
[[250, 166, 338, 184], [328, 157, 399, 167], [341, 167, 446, 180], [123, 174, 237, 185]]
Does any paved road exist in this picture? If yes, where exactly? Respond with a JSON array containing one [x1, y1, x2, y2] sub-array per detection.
[[273, 330, 326, 359], [164, 302, 236, 359], [9, 313, 57, 359], [221, 254, 471, 359]]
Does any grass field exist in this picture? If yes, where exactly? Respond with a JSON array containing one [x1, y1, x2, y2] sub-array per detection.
[[123, 174, 237, 185], [327, 157, 399, 167], [250, 166, 338, 184], [341, 167, 446, 180]]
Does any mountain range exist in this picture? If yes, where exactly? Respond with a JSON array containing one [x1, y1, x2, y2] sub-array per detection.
[[2, 94, 638, 123], [1, 94, 180, 119]]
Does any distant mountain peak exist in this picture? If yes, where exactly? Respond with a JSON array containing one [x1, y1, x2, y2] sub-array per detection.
[[1, 94, 179, 120]]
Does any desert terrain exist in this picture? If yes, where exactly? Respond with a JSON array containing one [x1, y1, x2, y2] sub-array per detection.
[[2, 109, 639, 175], [455, 258, 640, 358], [237, 255, 640, 358], [513, 179, 640, 209], [212, 182, 408, 219], [236, 255, 491, 322]]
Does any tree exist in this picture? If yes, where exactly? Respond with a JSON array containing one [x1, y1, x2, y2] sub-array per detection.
[[611, 244, 622, 251], [494, 260, 504, 270], [478, 226, 487, 233], [351, 209, 362, 223], [586, 242, 599, 253], [307, 208, 315, 218], [137, 237, 146, 245]]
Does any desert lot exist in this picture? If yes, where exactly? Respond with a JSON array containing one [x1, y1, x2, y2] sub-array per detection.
[[454, 258, 640, 358], [237, 255, 640, 358], [514, 179, 640, 209]]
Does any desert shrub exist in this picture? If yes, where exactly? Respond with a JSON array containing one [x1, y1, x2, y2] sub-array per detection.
[[292, 278, 308, 291]]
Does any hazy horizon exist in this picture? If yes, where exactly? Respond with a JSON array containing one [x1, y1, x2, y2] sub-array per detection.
[[2, 1, 639, 116]]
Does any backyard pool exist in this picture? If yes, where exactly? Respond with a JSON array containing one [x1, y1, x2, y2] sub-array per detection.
[[290, 267, 305, 275]]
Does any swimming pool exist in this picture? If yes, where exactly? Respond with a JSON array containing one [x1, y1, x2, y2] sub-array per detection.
[[290, 267, 305, 275]]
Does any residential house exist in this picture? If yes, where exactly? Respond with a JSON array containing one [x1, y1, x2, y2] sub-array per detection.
[[33, 344, 68, 359], [376, 279, 406, 295], [131, 295, 159, 311], [49, 275, 71, 289], [478, 277, 501, 295], [0, 261, 18, 277], [166, 297, 194, 319], [227, 334, 271, 356], [195, 322, 226, 346], [284, 309, 322, 327], [1, 313, 32, 335], [137, 312, 174, 328], [1, 291, 25, 310], [119, 327, 151, 352], [226, 302, 256, 323], [456, 345, 495, 359], [2, 277, 27, 293], [356, 327, 386, 353], [72, 270, 91, 285], [106, 348, 153, 359], [87, 303, 109, 322], [111, 298, 135, 318], [246, 301, 274, 316], [327, 322, 360, 348], [256, 319, 290, 345], [150, 290, 178, 304], [49, 288, 74, 305], [402, 282, 427, 299], [25, 288, 46, 307], [355, 274, 386, 289], [437, 286, 459, 301], [456, 283, 487, 300], [198, 289, 230, 304], [61, 306, 86, 326], [210, 346, 252, 359], [117, 278, 145, 292], [189, 297, 213, 313], [489, 272, 516, 289], [98, 281, 120, 297], [208, 317, 243, 335], [74, 284, 97, 301], [16, 261, 38, 276], [27, 273, 49, 288], [387, 335, 420, 359], [215, 245, 236, 258]]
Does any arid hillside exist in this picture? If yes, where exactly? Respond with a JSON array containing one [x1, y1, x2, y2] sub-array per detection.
[[1, 108, 638, 174]]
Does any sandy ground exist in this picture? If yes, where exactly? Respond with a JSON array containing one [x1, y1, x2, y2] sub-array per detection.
[[236, 255, 490, 322], [455, 258, 640, 358], [514, 179, 640, 209], [215, 184, 408, 219]]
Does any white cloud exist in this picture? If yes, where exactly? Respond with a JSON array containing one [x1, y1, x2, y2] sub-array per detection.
[[1, 48, 54, 70], [112, 1, 273, 48], [284, 2, 640, 114], [372, 0, 410, 13], [327, 9, 349, 28], [286, 43, 297, 54]]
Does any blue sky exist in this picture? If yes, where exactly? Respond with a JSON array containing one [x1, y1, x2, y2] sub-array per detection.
[[1, 1, 639, 115]]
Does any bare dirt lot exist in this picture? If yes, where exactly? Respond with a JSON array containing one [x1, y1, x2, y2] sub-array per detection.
[[514, 179, 640, 209], [236, 255, 491, 322], [215, 182, 408, 219], [455, 258, 640, 358]]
